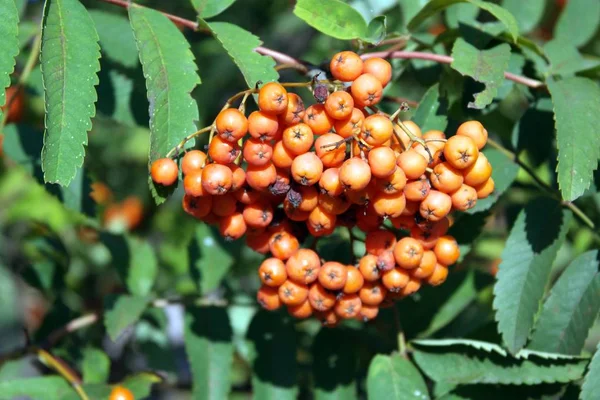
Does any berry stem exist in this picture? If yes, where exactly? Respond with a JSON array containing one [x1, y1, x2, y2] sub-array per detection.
[[165, 126, 212, 159], [392, 307, 408, 358], [38, 349, 89, 400]]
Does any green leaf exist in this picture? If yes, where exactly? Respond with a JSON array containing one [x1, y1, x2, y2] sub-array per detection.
[[59, 167, 95, 216], [293, 0, 367, 40], [127, 237, 158, 297], [0, 0, 19, 125], [544, 39, 600, 77], [400, 0, 430, 27], [555, 0, 600, 48], [247, 311, 298, 399], [450, 39, 511, 109], [408, 0, 519, 42], [445, 3, 478, 29], [492, 198, 572, 354], [104, 294, 149, 341], [548, 77, 600, 201], [40, 0, 101, 186], [466, 148, 519, 213], [412, 340, 588, 385], [528, 251, 600, 355], [192, 224, 235, 294], [364, 15, 386, 45], [412, 83, 449, 132], [501, 0, 545, 34], [82, 347, 110, 384], [192, 0, 236, 19], [367, 354, 430, 400], [202, 21, 278, 90], [108, 70, 136, 126], [418, 272, 476, 337], [185, 307, 234, 400], [581, 343, 600, 400], [89, 10, 138, 68], [0, 377, 77, 399], [76, 373, 161, 400], [129, 5, 201, 204], [313, 328, 358, 400]]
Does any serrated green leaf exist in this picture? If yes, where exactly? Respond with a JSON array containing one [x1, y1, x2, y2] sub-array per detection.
[[192, 224, 234, 294], [59, 166, 95, 216], [555, 0, 600, 48], [82, 347, 110, 384], [367, 354, 430, 400], [529, 251, 600, 355], [412, 341, 588, 385], [450, 39, 511, 109], [466, 148, 519, 213], [293, 0, 368, 40], [40, 0, 101, 186], [0, 377, 77, 399], [493, 198, 572, 354], [548, 77, 600, 201], [497, 53, 525, 98], [581, 342, 600, 400], [418, 272, 476, 337], [129, 5, 200, 204], [192, 0, 236, 19], [412, 339, 508, 356], [408, 0, 519, 42], [313, 328, 358, 400], [0, 0, 19, 125], [104, 294, 149, 341], [501, 0, 545, 34], [184, 307, 234, 400], [544, 39, 600, 77], [202, 21, 278, 90], [247, 311, 298, 399], [412, 83, 448, 132], [89, 10, 138, 68]]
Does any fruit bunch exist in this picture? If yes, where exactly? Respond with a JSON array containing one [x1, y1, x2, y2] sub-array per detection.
[[150, 51, 494, 325]]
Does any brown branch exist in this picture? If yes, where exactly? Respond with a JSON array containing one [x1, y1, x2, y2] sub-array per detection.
[[362, 51, 545, 89]]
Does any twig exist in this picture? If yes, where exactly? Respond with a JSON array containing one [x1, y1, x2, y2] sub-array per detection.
[[38, 349, 89, 400], [392, 307, 408, 358]]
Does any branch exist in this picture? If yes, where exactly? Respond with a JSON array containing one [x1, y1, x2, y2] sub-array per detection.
[[362, 51, 545, 89]]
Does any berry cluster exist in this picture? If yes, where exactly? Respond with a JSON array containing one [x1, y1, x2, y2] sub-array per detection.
[[150, 51, 494, 325]]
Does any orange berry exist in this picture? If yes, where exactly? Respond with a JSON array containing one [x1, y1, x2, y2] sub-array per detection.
[[434, 235, 460, 266], [463, 152, 492, 187], [365, 229, 397, 256], [315, 133, 347, 168], [257, 285, 282, 310], [335, 294, 362, 319], [426, 263, 448, 286], [334, 107, 364, 138], [201, 163, 233, 195], [451, 184, 477, 211], [330, 51, 364, 81], [183, 170, 207, 197], [315, 309, 340, 327], [282, 92, 306, 125], [390, 215, 415, 231], [269, 231, 300, 260], [382, 267, 410, 292], [360, 114, 393, 146], [181, 150, 207, 175], [243, 201, 274, 228], [368, 146, 397, 178], [343, 266, 364, 294], [359, 281, 387, 306], [234, 186, 260, 205], [282, 123, 314, 155], [208, 135, 240, 164], [474, 177, 494, 199], [259, 258, 288, 287], [396, 149, 427, 180], [339, 158, 371, 191], [318, 261, 348, 291], [291, 152, 323, 186], [258, 82, 288, 115], [393, 237, 424, 269], [246, 162, 277, 191], [216, 108, 248, 142], [288, 299, 313, 319], [246, 229, 271, 254], [372, 191, 406, 218], [151, 158, 178, 186], [286, 248, 322, 285], [357, 304, 380, 321], [307, 205, 336, 236], [109, 386, 134, 400], [318, 192, 350, 215], [319, 167, 344, 196], [304, 104, 334, 135], [411, 250, 437, 279], [403, 176, 431, 202], [272, 140, 295, 169], [456, 120, 488, 150], [182, 194, 212, 219], [211, 193, 237, 217], [308, 283, 336, 311], [278, 279, 309, 306], [419, 190, 452, 222], [248, 110, 279, 141], [376, 167, 407, 194], [358, 254, 381, 281], [399, 276, 421, 297], [243, 137, 273, 166], [351, 73, 382, 107], [363, 57, 392, 87], [325, 90, 354, 120], [219, 212, 247, 240], [228, 163, 246, 192], [444, 135, 479, 169], [430, 162, 464, 193]]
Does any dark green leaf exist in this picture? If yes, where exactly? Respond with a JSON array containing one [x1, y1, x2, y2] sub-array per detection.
[[445, 3, 478, 29], [127, 237, 158, 297], [555, 0, 600, 48], [40, 0, 101, 185], [77, 373, 161, 399], [493, 198, 572, 354], [466, 148, 519, 213], [293, 0, 367, 40], [0, 377, 77, 399], [412, 340, 588, 385], [367, 354, 430, 400], [581, 343, 600, 400], [192, 0, 236, 19], [202, 21, 278, 90], [364, 16, 386, 45], [184, 307, 234, 400], [450, 39, 511, 109], [108, 70, 136, 127], [529, 251, 600, 355], [408, 0, 519, 42], [247, 311, 298, 399], [418, 271, 476, 337], [400, 0, 430, 27], [82, 347, 110, 384], [313, 328, 357, 400], [0, 0, 19, 125], [59, 167, 94, 216], [89, 10, 138, 68], [501, 0, 545, 34], [412, 83, 448, 132], [129, 5, 201, 204], [192, 224, 234, 294], [104, 294, 149, 341], [548, 77, 600, 201], [544, 39, 600, 77]]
